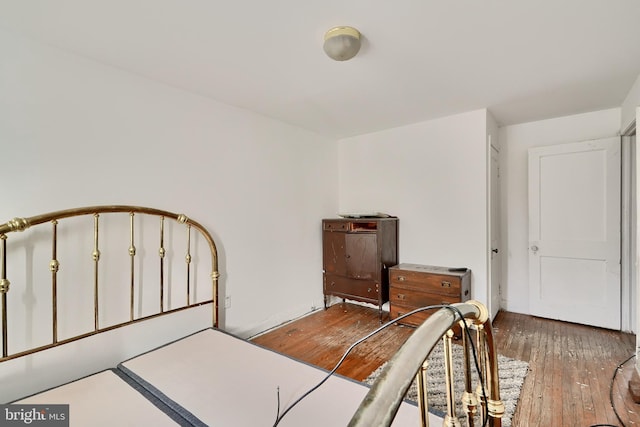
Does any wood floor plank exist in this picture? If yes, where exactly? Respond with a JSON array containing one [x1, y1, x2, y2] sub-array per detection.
[[252, 303, 639, 426], [252, 303, 414, 381]]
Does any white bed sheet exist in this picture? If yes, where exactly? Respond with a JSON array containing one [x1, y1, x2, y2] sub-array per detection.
[[15, 370, 180, 427], [119, 328, 442, 426]]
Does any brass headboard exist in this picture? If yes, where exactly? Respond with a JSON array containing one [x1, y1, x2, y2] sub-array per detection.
[[0, 205, 219, 362]]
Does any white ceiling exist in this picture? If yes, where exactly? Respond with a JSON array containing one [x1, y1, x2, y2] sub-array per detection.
[[1, 1, 639, 138]]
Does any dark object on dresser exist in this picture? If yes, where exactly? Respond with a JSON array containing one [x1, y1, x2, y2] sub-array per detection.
[[322, 217, 398, 319], [389, 263, 471, 328]]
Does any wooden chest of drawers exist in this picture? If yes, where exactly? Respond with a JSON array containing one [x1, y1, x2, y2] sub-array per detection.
[[389, 263, 471, 328], [322, 218, 398, 318]]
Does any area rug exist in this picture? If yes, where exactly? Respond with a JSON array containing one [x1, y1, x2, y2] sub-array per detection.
[[364, 343, 529, 427]]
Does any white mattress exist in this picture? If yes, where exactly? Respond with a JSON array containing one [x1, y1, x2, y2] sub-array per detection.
[[118, 328, 442, 426], [15, 370, 182, 426]]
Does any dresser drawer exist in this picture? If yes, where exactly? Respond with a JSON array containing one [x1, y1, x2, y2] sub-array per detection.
[[323, 220, 349, 231], [323, 274, 380, 301], [390, 304, 464, 334], [390, 270, 462, 296], [390, 286, 461, 307], [389, 305, 431, 327]]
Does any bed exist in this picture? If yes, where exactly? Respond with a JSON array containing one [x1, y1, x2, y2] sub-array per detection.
[[0, 206, 504, 426]]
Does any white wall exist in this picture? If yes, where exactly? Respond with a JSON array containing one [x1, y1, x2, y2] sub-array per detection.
[[0, 27, 337, 340], [338, 109, 490, 305], [498, 108, 621, 314]]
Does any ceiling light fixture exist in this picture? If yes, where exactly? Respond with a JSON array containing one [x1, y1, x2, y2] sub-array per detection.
[[323, 26, 361, 61]]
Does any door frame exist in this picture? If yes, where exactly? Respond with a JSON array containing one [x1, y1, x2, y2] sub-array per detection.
[[622, 120, 637, 332], [488, 137, 501, 319]]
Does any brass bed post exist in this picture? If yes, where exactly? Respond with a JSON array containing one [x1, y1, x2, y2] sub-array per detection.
[[185, 215, 219, 328], [92, 214, 100, 331], [483, 319, 505, 424], [183, 214, 219, 327], [50, 220, 60, 343], [1, 234, 8, 358], [473, 320, 505, 427], [129, 212, 136, 321], [475, 324, 487, 424]]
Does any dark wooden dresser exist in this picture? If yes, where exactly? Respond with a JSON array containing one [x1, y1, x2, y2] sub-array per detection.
[[322, 217, 398, 318], [389, 263, 471, 328]]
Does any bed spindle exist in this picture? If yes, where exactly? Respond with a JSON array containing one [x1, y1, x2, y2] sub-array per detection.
[[475, 324, 488, 424], [211, 270, 219, 328], [129, 212, 136, 321], [461, 320, 478, 426], [416, 359, 429, 427], [181, 215, 191, 306], [93, 213, 101, 330], [50, 220, 60, 343], [159, 216, 165, 312], [443, 329, 461, 427], [1, 234, 8, 358]]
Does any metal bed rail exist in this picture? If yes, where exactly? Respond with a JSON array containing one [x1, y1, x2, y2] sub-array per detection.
[[349, 301, 504, 427]]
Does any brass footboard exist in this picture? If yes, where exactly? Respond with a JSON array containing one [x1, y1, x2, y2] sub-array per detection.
[[349, 301, 504, 427], [0, 205, 219, 361]]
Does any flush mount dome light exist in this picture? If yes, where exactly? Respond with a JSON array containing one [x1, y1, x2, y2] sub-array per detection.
[[323, 26, 361, 61]]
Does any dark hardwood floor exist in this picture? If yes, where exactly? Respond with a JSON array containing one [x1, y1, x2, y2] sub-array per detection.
[[252, 302, 639, 427]]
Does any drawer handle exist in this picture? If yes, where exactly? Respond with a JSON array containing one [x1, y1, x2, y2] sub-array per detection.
[[367, 288, 372, 293], [441, 281, 451, 288], [397, 294, 406, 300], [397, 275, 406, 282]]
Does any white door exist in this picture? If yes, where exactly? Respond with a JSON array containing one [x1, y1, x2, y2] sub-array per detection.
[[528, 137, 621, 329]]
